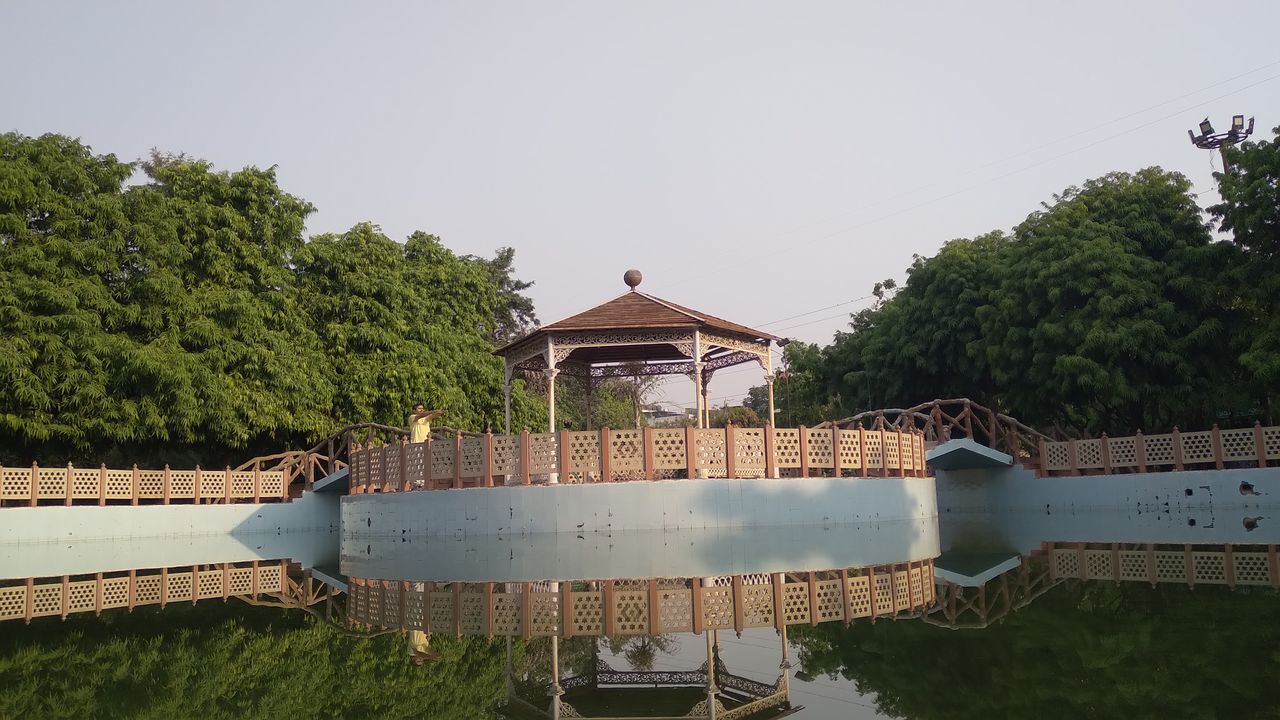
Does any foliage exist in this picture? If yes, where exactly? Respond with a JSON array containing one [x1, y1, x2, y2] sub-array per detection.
[[790, 581, 1280, 720], [0, 602, 507, 720], [473, 246, 538, 345], [0, 132, 543, 466], [770, 166, 1266, 434], [709, 405, 761, 428]]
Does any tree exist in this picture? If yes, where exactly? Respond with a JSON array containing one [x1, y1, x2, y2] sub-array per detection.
[[470, 246, 538, 346], [709, 405, 761, 428]]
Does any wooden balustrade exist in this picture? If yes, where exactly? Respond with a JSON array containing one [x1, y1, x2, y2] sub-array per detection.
[[0, 463, 289, 507], [1037, 422, 1280, 477], [0, 561, 288, 623], [343, 560, 937, 637], [346, 425, 931, 492]]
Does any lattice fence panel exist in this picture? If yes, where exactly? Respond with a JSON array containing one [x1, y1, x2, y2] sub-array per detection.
[[491, 435, 520, 476], [1155, 552, 1187, 582], [166, 572, 194, 602], [491, 591, 522, 636], [1043, 442, 1072, 471], [459, 591, 486, 634], [698, 586, 731, 630], [814, 579, 844, 622], [430, 591, 454, 630], [197, 569, 224, 599], [1108, 437, 1138, 469], [101, 577, 130, 609], [35, 468, 65, 499], [773, 429, 801, 468], [405, 443, 428, 489], [694, 429, 727, 476], [847, 574, 872, 617], [836, 430, 862, 474], [1084, 550, 1113, 580], [531, 592, 560, 636], [380, 585, 402, 628], [734, 429, 767, 478], [1265, 427, 1280, 460], [781, 583, 809, 625], [1234, 553, 1273, 586], [657, 586, 692, 632], [1220, 428, 1256, 462], [71, 469, 101, 498], [67, 581, 96, 612], [1192, 552, 1227, 584], [383, 447, 403, 489], [893, 570, 911, 612], [258, 564, 285, 593], [1180, 431, 1214, 464], [909, 566, 924, 606], [652, 429, 687, 471], [873, 572, 894, 615], [804, 429, 835, 470], [197, 470, 225, 500], [229, 471, 256, 498], [1053, 549, 1081, 579], [31, 585, 61, 617], [566, 432, 600, 475], [613, 589, 650, 635], [882, 432, 900, 472], [1143, 434, 1176, 466], [1118, 551, 1149, 581], [741, 584, 774, 628], [864, 431, 884, 470], [260, 472, 285, 498], [405, 586, 426, 631], [610, 430, 644, 480], [527, 433, 559, 475], [430, 441, 455, 482], [134, 575, 162, 605], [0, 587, 26, 621], [570, 591, 603, 635], [228, 568, 253, 596], [104, 469, 135, 499], [367, 449, 384, 489], [1075, 440, 1103, 470], [460, 437, 485, 480], [165, 470, 194, 499], [1, 468, 30, 499], [899, 434, 916, 474]]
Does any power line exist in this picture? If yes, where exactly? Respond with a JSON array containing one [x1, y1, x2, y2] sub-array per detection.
[[757, 295, 875, 327]]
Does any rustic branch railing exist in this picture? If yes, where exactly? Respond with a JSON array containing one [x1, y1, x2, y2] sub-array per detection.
[[1037, 422, 1280, 477], [344, 561, 936, 638], [0, 560, 288, 623], [0, 463, 288, 507], [832, 398, 1051, 462], [345, 424, 929, 493]]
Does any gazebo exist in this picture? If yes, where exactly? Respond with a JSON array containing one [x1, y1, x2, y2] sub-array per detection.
[[494, 270, 779, 434]]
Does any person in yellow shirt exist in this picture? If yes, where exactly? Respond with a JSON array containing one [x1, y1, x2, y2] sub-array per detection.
[[409, 403, 445, 443]]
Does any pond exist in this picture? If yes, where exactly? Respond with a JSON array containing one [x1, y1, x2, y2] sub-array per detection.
[[2, 496, 1278, 719]]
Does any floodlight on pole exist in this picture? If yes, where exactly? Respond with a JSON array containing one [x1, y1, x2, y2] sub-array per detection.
[[1189, 114, 1255, 172]]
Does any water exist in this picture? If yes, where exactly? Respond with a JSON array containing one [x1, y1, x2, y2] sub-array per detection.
[[2, 501, 1278, 719]]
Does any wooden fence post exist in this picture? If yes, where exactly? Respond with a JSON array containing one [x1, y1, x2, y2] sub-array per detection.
[[764, 425, 778, 479], [732, 575, 744, 634], [519, 429, 531, 486], [1256, 421, 1267, 468], [131, 464, 140, 506], [1100, 434, 1112, 474], [162, 464, 171, 505], [560, 581, 574, 638], [1172, 427, 1184, 471], [648, 579, 661, 634], [484, 430, 495, 487], [30, 462, 39, 508], [772, 573, 785, 631], [1067, 440, 1080, 476], [223, 466, 232, 504], [452, 433, 463, 490], [602, 580, 616, 636], [642, 426, 656, 481], [558, 428, 572, 483], [400, 438, 410, 492], [600, 427, 613, 483], [1037, 438, 1048, 478], [724, 423, 736, 480], [252, 466, 261, 503], [798, 426, 810, 478], [831, 428, 843, 477], [691, 577, 705, 635], [895, 428, 905, 477], [1211, 424, 1224, 470], [64, 463, 74, 506], [684, 426, 697, 479], [807, 572, 819, 627], [858, 427, 868, 477], [1136, 430, 1147, 473], [98, 464, 107, 506], [193, 466, 202, 505]]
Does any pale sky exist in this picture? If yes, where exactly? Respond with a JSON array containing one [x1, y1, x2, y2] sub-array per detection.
[[5, 1, 1280, 414]]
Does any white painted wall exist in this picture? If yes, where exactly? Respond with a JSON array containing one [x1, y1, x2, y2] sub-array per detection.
[[342, 518, 940, 582], [342, 476, 938, 538]]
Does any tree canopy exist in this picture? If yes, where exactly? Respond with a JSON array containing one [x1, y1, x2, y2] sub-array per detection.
[[757, 155, 1276, 435], [0, 133, 543, 466]]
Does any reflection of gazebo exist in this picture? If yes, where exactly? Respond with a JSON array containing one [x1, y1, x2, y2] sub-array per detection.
[[500, 631, 792, 720], [494, 270, 779, 435]]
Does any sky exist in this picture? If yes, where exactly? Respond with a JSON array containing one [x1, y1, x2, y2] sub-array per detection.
[[5, 1, 1280, 414]]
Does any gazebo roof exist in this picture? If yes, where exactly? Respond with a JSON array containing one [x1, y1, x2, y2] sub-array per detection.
[[494, 286, 778, 365]]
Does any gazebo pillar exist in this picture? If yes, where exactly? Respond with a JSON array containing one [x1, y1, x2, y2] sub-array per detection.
[[549, 634, 564, 720], [701, 369, 715, 428], [705, 628, 719, 719], [765, 374, 777, 426], [545, 337, 560, 484]]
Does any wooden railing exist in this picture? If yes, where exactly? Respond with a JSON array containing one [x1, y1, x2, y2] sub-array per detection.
[[1038, 422, 1280, 477], [833, 398, 1051, 462], [346, 424, 929, 493], [0, 463, 288, 507], [344, 561, 936, 638], [0, 561, 287, 623]]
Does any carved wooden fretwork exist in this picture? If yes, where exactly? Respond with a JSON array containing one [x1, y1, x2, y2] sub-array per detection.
[[549, 330, 696, 357], [701, 332, 769, 358], [706, 350, 766, 372], [503, 341, 549, 375]]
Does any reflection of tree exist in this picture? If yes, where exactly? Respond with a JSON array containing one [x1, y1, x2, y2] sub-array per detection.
[[790, 582, 1280, 719], [601, 634, 680, 672]]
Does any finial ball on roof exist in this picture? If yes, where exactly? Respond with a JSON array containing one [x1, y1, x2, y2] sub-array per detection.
[[623, 269, 643, 290]]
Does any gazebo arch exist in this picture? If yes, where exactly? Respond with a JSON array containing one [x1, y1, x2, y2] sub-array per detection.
[[494, 270, 780, 434]]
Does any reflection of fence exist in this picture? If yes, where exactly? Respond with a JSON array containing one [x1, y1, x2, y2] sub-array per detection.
[[0, 464, 288, 507], [347, 425, 928, 492], [345, 561, 936, 637], [927, 553, 1058, 630], [1038, 423, 1280, 477], [1047, 542, 1280, 588], [0, 560, 288, 623]]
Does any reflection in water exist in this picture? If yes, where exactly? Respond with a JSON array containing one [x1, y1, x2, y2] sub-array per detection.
[[2, 508, 1280, 718]]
